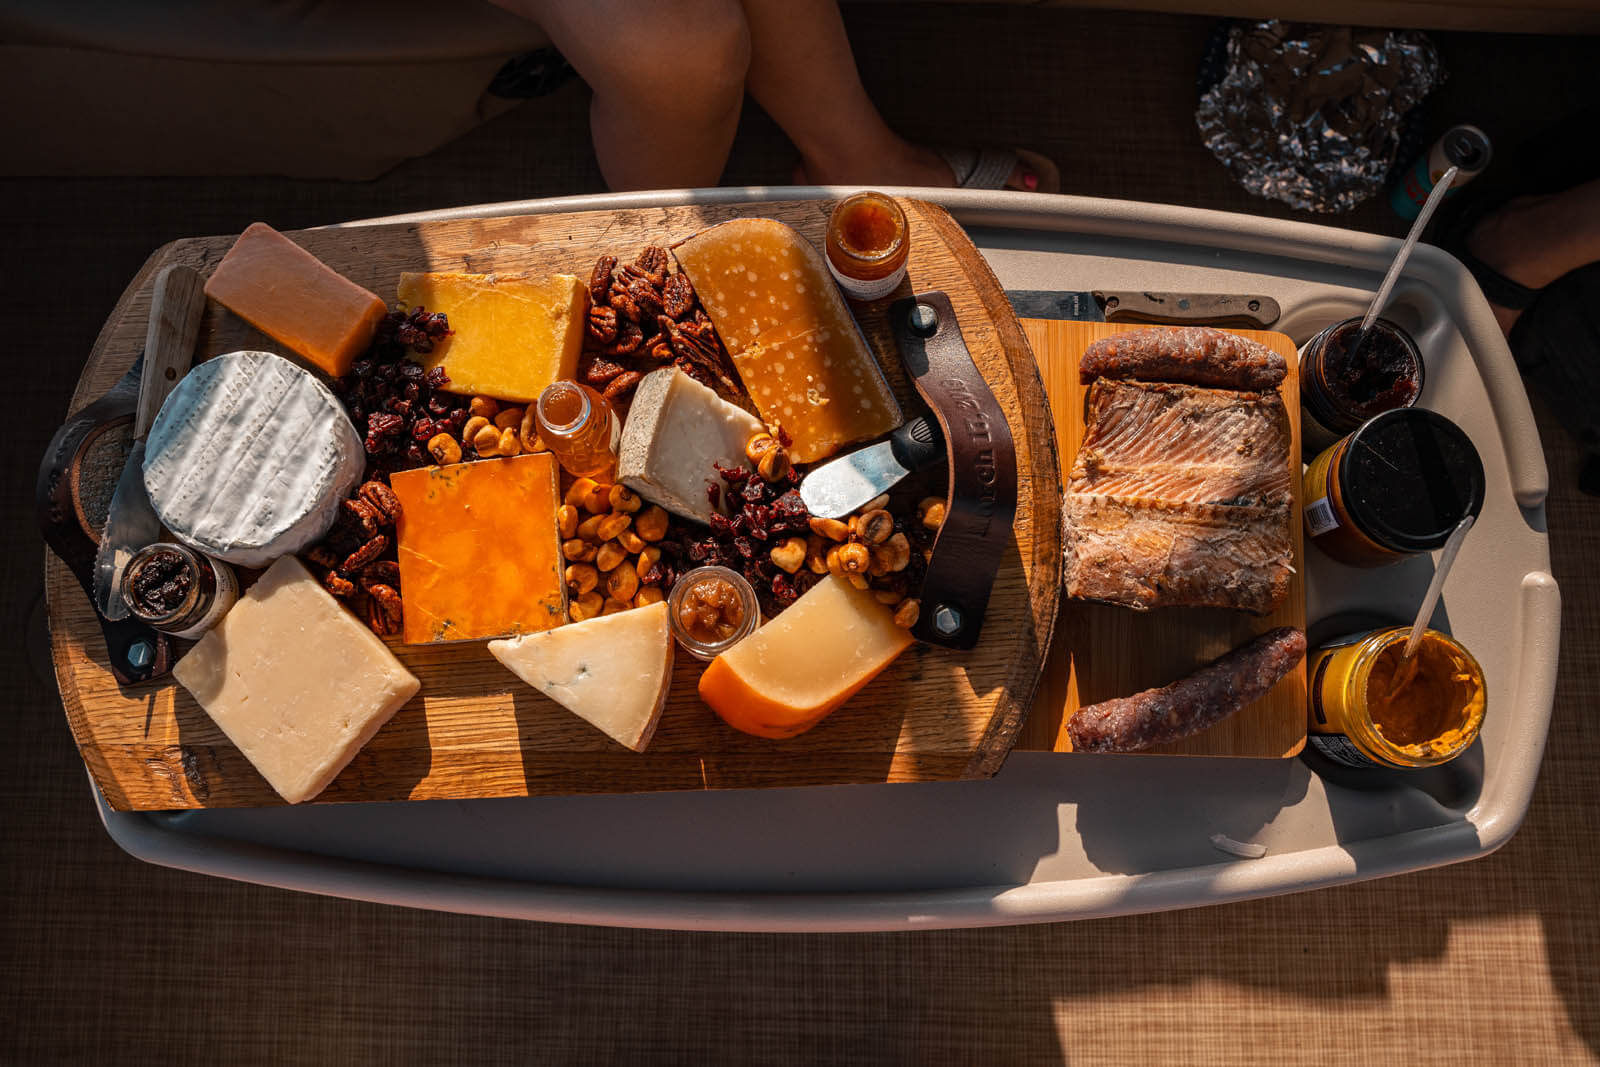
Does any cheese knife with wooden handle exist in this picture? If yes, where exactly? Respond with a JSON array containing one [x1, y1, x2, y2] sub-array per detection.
[[92, 265, 205, 620]]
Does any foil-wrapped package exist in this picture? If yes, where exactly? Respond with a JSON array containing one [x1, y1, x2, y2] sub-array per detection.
[[1196, 21, 1443, 213]]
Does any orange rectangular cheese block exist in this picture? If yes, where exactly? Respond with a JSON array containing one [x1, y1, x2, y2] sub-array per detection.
[[203, 222, 387, 378], [390, 452, 568, 644], [673, 219, 902, 464]]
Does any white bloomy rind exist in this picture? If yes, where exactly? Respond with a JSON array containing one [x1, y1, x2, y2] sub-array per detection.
[[143, 350, 364, 567]]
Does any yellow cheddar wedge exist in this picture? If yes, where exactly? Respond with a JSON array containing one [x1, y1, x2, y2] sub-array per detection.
[[698, 574, 913, 738], [398, 271, 587, 403]]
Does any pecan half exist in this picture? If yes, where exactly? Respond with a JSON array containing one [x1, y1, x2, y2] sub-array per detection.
[[580, 355, 629, 385], [625, 276, 664, 319], [342, 497, 380, 538], [366, 596, 398, 636], [602, 370, 644, 402], [341, 534, 387, 574], [324, 571, 357, 598], [358, 481, 402, 525], [588, 254, 616, 307], [628, 246, 670, 286], [644, 338, 675, 363], [601, 318, 644, 356], [609, 289, 640, 323], [661, 273, 695, 320], [586, 304, 619, 346], [366, 583, 403, 623]]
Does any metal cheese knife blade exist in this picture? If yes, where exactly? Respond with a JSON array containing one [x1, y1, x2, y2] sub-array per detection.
[[1005, 289, 1280, 328], [799, 415, 944, 519], [92, 265, 205, 620]]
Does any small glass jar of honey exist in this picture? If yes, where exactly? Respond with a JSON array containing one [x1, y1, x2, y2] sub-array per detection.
[[1307, 627, 1486, 769], [824, 191, 909, 300], [535, 380, 621, 480]]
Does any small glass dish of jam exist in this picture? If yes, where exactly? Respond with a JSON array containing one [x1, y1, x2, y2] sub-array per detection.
[[668, 565, 760, 661], [824, 191, 909, 301]]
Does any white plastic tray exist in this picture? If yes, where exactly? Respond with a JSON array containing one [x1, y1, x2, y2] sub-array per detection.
[[91, 188, 1560, 931]]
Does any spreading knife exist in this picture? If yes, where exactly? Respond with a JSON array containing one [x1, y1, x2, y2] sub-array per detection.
[[799, 415, 944, 520], [92, 265, 205, 620]]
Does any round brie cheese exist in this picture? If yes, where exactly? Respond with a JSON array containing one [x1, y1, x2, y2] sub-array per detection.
[[143, 350, 364, 567]]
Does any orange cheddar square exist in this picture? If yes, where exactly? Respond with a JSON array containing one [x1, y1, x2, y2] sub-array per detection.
[[390, 452, 568, 644], [204, 222, 387, 378]]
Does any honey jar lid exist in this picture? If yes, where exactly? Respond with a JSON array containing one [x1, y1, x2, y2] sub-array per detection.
[[1338, 408, 1486, 553]]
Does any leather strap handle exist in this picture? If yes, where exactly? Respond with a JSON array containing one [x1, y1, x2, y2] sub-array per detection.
[[36, 358, 175, 685], [891, 292, 1018, 650]]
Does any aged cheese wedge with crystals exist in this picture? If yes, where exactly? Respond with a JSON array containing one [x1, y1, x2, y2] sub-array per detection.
[[489, 600, 674, 752], [389, 452, 567, 644], [617, 368, 765, 523], [203, 222, 387, 378], [397, 271, 587, 403], [673, 218, 901, 463], [172, 555, 421, 804], [143, 350, 364, 567], [698, 574, 913, 739]]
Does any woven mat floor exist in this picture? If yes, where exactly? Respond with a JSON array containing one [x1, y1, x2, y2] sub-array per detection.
[[3, 8, 1598, 1063]]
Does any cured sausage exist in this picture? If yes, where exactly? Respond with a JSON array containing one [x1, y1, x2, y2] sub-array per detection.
[[1080, 326, 1287, 392], [1068, 627, 1306, 753]]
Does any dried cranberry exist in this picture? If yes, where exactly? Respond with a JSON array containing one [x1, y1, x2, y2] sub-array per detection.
[[367, 412, 403, 437], [733, 536, 754, 559], [427, 395, 452, 416], [399, 361, 424, 382], [706, 483, 722, 511], [405, 443, 426, 465], [708, 513, 733, 536], [741, 477, 766, 504], [411, 418, 437, 442], [715, 462, 750, 488], [425, 366, 450, 390]]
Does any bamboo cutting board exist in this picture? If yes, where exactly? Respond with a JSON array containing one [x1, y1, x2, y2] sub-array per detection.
[[47, 199, 1064, 810], [1016, 320, 1308, 758]]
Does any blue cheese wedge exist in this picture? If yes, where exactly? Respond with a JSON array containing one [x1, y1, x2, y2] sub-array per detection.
[[143, 349, 364, 567], [488, 601, 674, 752], [172, 555, 420, 804], [617, 368, 764, 523]]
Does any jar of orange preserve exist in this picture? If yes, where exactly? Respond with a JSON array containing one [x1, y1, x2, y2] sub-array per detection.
[[1307, 627, 1486, 769], [824, 191, 909, 300]]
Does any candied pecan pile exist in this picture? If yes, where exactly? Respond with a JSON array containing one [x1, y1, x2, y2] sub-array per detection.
[[302, 480, 405, 636], [336, 307, 472, 472], [579, 246, 743, 406]]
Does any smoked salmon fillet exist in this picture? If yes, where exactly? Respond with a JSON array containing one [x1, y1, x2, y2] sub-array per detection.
[[1064, 330, 1294, 614]]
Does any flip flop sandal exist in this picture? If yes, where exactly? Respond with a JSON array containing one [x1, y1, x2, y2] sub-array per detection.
[[938, 147, 1060, 194]]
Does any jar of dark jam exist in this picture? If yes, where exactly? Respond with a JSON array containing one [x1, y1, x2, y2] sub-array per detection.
[[1299, 317, 1425, 454], [1302, 408, 1485, 567], [120, 543, 238, 639], [824, 191, 909, 300]]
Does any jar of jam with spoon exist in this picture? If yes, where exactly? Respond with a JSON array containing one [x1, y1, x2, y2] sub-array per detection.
[[120, 542, 238, 639], [1298, 316, 1425, 454], [824, 191, 910, 300]]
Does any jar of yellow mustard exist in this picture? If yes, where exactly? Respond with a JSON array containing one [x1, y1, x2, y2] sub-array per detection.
[[1307, 627, 1486, 769], [1302, 408, 1485, 567]]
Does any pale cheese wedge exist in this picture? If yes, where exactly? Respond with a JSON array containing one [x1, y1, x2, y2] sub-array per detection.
[[488, 601, 674, 752]]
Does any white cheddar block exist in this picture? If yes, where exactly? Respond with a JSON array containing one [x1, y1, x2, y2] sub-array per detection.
[[488, 601, 674, 752], [144, 350, 364, 567], [172, 555, 420, 803], [617, 368, 765, 523]]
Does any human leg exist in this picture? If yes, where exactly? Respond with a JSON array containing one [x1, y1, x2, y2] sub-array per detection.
[[491, 0, 751, 190], [1466, 179, 1600, 336], [737, 0, 1048, 190]]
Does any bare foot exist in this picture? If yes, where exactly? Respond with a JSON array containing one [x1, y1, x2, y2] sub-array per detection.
[[793, 145, 1041, 191]]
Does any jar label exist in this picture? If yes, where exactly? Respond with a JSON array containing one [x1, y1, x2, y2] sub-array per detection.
[[1304, 495, 1340, 536], [1307, 733, 1381, 769], [825, 257, 904, 301]]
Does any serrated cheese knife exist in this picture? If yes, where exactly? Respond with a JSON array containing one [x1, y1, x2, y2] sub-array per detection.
[[92, 265, 205, 620]]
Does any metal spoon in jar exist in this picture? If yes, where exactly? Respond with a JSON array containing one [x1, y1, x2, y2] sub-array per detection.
[[1388, 514, 1475, 695]]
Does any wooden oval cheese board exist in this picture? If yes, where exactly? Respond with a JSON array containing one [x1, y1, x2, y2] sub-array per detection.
[[46, 198, 1065, 810]]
